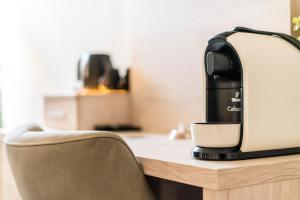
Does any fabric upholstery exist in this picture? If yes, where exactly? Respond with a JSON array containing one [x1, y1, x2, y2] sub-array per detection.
[[5, 124, 156, 200]]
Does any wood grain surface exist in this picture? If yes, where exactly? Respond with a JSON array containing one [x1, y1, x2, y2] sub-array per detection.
[[122, 134, 300, 190], [203, 178, 300, 200]]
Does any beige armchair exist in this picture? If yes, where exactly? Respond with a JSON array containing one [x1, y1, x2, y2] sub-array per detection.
[[5, 124, 155, 200]]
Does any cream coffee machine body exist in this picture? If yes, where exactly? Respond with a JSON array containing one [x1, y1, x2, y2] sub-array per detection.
[[191, 27, 300, 160]]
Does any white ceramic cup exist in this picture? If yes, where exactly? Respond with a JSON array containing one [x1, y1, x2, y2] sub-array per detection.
[[191, 123, 241, 148]]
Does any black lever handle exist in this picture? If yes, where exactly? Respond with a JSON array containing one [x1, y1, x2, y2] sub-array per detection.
[[234, 27, 300, 51], [206, 51, 233, 76]]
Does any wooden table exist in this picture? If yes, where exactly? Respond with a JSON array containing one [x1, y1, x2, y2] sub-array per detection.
[[121, 134, 300, 200]]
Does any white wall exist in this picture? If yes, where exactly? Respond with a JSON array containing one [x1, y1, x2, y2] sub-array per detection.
[[0, 0, 130, 129], [129, 0, 291, 132], [0, 0, 291, 130]]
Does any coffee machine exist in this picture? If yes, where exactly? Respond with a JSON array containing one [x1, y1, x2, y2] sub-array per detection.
[[191, 27, 300, 160]]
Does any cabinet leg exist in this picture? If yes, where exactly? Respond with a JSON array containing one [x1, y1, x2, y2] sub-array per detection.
[[203, 178, 300, 200]]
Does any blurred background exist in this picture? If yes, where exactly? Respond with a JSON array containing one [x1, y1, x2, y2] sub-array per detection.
[[0, 0, 295, 132]]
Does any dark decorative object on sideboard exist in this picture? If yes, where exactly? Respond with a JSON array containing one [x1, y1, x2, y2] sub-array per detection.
[[77, 54, 112, 89], [77, 53, 130, 91]]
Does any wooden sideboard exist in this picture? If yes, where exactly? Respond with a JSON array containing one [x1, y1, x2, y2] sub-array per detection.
[[44, 94, 131, 130]]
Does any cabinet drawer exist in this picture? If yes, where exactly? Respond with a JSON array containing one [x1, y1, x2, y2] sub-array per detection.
[[44, 97, 78, 130]]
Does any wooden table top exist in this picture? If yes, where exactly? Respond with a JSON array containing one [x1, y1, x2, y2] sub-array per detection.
[[3, 131, 300, 191], [121, 134, 300, 190]]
